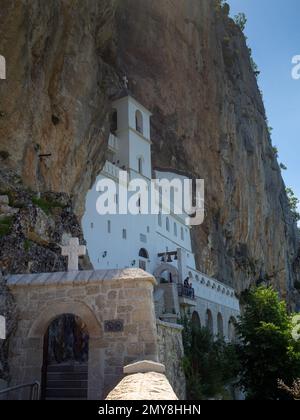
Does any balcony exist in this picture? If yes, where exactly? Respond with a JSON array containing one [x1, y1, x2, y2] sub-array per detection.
[[102, 161, 121, 180], [108, 134, 119, 152], [177, 283, 196, 307]]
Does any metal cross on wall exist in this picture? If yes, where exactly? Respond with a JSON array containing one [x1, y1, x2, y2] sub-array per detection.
[[61, 237, 86, 271]]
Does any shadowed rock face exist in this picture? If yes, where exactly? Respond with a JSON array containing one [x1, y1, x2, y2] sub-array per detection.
[[0, 0, 299, 306], [0, 0, 119, 216]]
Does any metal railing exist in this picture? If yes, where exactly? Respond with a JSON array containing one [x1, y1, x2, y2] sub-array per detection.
[[178, 283, 195, 300], [0, 381, 40, 400]]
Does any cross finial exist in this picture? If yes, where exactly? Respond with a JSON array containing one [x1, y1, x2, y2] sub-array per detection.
[[123, 75, 129, 89], [61, 237, 86, 271]]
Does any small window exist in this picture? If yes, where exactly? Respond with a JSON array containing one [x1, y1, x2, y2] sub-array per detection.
[[91, 222, 94, 229], [122, 229, 127, 239], [147, 226, 150, 233], [138, 157, 143, 174], [140, 234, 147, 243], [110, 109, 118, 133], [174, 223, 177, 236], [135, 110, 143, 134], [107, 220, 111, 234], [166, 217, 170, 232], [158, 213, 162, 227], [181, 227, 184, 241]]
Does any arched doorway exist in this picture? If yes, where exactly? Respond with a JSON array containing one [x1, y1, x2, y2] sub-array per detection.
[[153, 263, 179, 284], [192, 311, 201, 330], [217, 313, 224, 337], [42, 314, 89, 400], [139, 248, 149, 271], [206, 309, 214, 335]]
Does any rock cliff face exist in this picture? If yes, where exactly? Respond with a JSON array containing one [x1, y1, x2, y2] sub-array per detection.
[[1, 0, 299, 300], [0, 0, 119, 216], [0, 0, 299, 379], [114, 0, 300, 304]]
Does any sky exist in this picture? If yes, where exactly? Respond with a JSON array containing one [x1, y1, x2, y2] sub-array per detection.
[[228, 0, 300, 214]]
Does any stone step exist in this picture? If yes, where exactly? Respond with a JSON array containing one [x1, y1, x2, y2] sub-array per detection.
[[46, 387, 88, 399], [46, 372, 88, 381], [47, 364, 88, 373], [46, 380, 88, 389]]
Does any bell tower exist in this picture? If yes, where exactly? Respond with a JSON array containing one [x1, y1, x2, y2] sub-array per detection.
[[110, 95, 152, 179]]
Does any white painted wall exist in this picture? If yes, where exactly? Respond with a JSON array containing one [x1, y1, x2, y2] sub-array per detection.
[[82, 94, 240, 316]]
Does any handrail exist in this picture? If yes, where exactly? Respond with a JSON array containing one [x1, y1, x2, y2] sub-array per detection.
[[0, 381, 40, 400], [178, 283, 195, 300]]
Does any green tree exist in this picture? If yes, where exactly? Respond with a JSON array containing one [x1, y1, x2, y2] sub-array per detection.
[[286, 187, 300, 222], [236, 287, 300, 400], [234, 13, 247, 32], [182, 315, 239, 400]]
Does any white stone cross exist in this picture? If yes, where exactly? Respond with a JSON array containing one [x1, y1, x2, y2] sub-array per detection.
[[0, 315, 5, 340], [123, 75, 129, 89], [61, 237, 86, 271], [0, 55, 6, 80]]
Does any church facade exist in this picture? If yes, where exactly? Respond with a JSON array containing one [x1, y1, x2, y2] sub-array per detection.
[[83, 94, 240, 340]]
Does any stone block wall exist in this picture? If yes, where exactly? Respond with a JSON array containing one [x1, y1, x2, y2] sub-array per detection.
[[7, 268, 158, 399]]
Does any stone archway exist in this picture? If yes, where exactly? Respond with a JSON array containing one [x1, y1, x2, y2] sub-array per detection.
[[228, 316, 237, 342], [7, 268, 158, 400], [217, 313, 224, 337], [154, 263, 179, 284], [191, 311, 201, 329], [27, 300, 103, 401]]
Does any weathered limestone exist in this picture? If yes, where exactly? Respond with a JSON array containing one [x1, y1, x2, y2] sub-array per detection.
[[7, 268, 158, 399], [157, 320, 186, 400], [124, 360, 165, 375], [106, 372, 178, 400]]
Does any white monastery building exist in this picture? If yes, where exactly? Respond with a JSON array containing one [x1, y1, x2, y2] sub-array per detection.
[[83, 93, 240, 341]]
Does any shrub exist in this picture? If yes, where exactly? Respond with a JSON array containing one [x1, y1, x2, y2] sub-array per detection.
[[0, 216, 13, 237], [236, 286, 300, 400], [181, 315, 239, 400], [234, 13, 247, 32]]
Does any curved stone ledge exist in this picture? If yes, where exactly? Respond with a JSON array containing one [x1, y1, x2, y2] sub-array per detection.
[[7, 268, 157, 288]]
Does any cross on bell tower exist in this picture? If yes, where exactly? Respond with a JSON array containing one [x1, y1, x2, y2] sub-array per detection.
[[122, 75, 129, 89], [61, 237, 86, 271]]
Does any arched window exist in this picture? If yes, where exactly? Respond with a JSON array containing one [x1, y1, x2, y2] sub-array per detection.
[[181, 227, 184, 241], [110, 109, 118, 133], [107, 220, 111, 234], [166, 217, 170, 232], [135, 110, 143, 134], [139, 248, 149, 259], [206, 309, 214, 334], [158, 213, 162, 227], [174, 222, 177, 236], [217, 313, 224, 337]]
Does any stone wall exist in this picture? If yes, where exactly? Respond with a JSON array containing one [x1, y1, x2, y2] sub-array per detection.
[[7, 268, 158, 399], [157, 320, 186, 400]]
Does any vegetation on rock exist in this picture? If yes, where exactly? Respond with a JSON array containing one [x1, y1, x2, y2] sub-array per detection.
[[286, 188, 300, 223]]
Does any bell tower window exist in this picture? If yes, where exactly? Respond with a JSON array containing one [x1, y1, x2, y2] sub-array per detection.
[[135, 110, 143, 134], [110, 109, 118, 133]]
